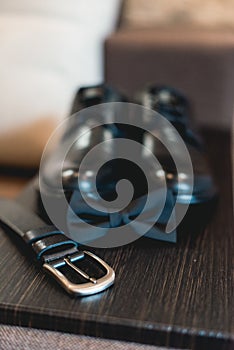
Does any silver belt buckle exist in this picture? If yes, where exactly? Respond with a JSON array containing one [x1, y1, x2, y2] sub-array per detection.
[[43, 250, 115, 296]]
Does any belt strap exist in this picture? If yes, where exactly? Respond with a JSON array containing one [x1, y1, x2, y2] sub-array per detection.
[[0, 199, 115, 296]]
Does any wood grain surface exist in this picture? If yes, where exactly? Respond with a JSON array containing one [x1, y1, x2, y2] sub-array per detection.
[[0, 129, 233, 350]]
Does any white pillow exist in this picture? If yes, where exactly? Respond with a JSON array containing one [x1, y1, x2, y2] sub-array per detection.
[[0, 0, 121, 166]]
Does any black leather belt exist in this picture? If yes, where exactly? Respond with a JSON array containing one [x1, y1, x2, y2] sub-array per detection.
[[0, 199, 115, 296]]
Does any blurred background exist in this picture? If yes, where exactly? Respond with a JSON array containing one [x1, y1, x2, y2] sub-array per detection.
[[0, 0, 233, 173]]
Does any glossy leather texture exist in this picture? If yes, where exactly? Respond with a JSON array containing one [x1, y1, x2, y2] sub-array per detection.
[[39, 84, 176, 243], [138, 85, 217, 204], [39, 84, 217, 244]]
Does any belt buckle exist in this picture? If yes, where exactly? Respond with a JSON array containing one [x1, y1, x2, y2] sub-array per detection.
[[43, 250, 115, 296]]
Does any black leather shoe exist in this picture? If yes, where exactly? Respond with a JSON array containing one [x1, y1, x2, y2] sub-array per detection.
[[41, 84, 132, 198], [138, 85, 218, 204], [39, 84, 217, 245], [70, 84, 127, 114], [39, 84, 177, 243]]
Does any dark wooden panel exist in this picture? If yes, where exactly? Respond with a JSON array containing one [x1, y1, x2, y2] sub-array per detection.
[[0, 129, 233, 350]]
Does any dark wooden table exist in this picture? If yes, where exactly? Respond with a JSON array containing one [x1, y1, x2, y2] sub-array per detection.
[[0, 129, 233, 350]]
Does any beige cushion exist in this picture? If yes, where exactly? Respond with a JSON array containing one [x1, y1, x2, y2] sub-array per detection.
[[122, 0, 234, 28]]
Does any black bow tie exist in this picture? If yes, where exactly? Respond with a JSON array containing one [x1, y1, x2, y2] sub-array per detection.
[[66, 187, 177, 246]]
